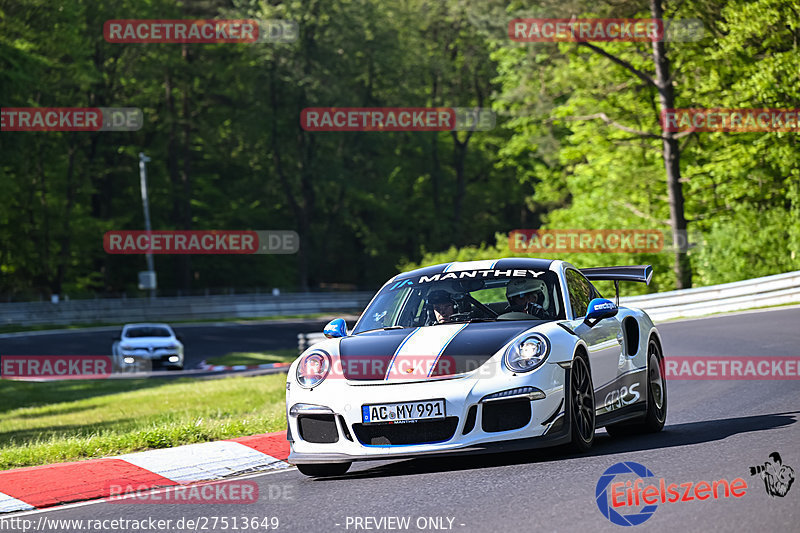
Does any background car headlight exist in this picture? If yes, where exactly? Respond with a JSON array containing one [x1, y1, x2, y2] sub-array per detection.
[[504, 334, 550, 373], [296, 351, 331, 388], [120, 344, 134, 351]]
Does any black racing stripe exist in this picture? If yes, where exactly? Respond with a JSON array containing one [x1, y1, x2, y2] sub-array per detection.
[[432, 321, 545, 376], [393, 264, 449, 282], [339, 329, 412, 380], [493, 258, 553, 271]]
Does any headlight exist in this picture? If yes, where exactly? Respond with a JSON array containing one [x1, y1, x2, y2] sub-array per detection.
[[120, 344, 134, 351], [165, 344, 180, 350], [296, 351, 331, 388], [504, 334, 550, 373]]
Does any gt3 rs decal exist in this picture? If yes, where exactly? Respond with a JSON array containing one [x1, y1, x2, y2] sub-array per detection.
[[594, 367, 647, 413], [603, 383, 641, 412]]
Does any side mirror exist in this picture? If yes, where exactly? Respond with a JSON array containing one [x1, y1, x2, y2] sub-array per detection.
[[323, 318, 348, 339], [584, 298, 618, 327]]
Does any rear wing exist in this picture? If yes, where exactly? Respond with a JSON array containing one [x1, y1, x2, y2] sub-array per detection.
[[579, 265, 653, 305], [580, 265, 653, 285]]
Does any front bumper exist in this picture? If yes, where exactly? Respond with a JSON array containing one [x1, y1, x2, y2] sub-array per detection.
[[286, 361, 569, 464], [117, 350, 184, 369]]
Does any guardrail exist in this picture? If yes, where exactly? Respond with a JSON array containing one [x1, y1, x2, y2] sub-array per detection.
[[296, 270, 800, 352], [0, 292, 375, 327], [620, 270, 800, 321]]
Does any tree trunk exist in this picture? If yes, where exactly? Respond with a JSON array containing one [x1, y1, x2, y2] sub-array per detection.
[[179, 45, 193, 291], [451, 133, 468, 244], [651, 0, 692, 288], [54, 142, 77, 295]]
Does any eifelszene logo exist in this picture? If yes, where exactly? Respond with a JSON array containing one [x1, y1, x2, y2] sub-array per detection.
[[595, 462, 748, 526], [749, 452, 795, 497]]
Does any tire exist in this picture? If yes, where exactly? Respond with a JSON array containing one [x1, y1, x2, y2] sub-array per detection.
[[296, 462, 352, 477], [568, 353, 596, 452], [606, 338, 667, 436]]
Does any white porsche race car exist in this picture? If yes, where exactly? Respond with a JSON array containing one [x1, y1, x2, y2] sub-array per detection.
[[286, 258, 666, 477]]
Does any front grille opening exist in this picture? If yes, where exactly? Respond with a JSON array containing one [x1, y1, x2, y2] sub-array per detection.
[[337, 415, 353, 441], [353, 417, 459, 446], [298, 414, 339, 443], [481, 399, 531, 432], [462, 405, 478, 434]]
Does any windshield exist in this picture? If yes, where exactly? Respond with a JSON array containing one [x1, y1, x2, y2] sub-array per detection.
[[353, 269, 565, 334], [124, 327, 172, 338]]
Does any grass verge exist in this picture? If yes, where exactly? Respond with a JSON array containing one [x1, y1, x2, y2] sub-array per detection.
[[0, 374, 287, 471], [203, 350, 298, 367]]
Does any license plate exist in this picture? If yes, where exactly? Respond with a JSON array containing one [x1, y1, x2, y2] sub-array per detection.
[[361, 400, 445, 424]]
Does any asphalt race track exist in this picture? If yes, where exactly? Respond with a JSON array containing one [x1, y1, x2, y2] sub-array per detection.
[[0, 318, 332, 369], [3, 307, 800, 532]]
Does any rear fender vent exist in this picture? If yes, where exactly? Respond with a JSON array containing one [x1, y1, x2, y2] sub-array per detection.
[[623, 317, 639, 356]]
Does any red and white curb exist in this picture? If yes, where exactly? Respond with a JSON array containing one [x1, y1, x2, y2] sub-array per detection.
[[0, 431, 289, 514], [197, 361, 291, 372]]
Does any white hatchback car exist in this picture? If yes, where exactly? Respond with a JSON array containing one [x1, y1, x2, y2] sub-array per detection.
[[112, 323, 185, 371]]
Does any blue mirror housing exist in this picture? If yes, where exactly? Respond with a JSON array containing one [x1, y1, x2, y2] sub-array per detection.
[[323, 318, 348, 339], [585, 298, 618, 325]]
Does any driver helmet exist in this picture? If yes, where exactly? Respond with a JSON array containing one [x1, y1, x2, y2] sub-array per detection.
[[428, 290, 455, 306], [505, 278, 549, 310]]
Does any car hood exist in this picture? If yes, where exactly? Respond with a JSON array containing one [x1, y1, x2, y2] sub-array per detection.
[[120, 337, 178, 346], [339, 321, 545, 380]]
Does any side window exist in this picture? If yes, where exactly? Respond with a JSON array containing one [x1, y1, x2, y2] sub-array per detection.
[[566, 269, 593, 318]]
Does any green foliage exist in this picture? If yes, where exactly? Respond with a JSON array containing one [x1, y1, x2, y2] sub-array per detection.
[[1, 0, 797, 298], [410, 0, 799, 289], [0, 373, 287, 469]]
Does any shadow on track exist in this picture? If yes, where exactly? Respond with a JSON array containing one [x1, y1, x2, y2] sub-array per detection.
[[313, 411, 798, 481]]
